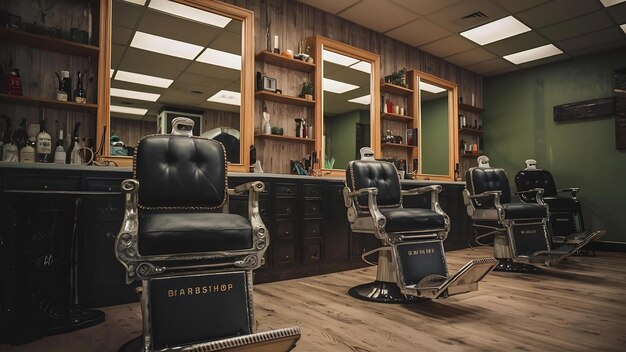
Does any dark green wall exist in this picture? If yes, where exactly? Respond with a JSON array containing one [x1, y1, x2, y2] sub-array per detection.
[[325, 110, 368, 169], [484, 47, 626, 242], [421, 97, 449, 175]]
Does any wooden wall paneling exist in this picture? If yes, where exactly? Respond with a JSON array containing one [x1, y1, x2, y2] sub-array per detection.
[[110, 118, 155, 148]]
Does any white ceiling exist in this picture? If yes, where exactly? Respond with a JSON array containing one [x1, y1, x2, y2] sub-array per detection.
[[298, 0, 626, 76]]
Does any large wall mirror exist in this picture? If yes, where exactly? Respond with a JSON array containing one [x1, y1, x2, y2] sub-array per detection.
[[414, 71, 457, 180], [314, 36, 380, 173], [99, 0, 253, 170]]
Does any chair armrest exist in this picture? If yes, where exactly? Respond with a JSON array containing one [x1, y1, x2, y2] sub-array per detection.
[[467, 190, 504, 210], [401, 185, 441, 197], [116, 179, 140, 284], [343, 186, 387, 241], [347, 187, 378, 197], [514, 188, 545, 205], [228, 181, 265, 195], [558, 187, 579, 198]]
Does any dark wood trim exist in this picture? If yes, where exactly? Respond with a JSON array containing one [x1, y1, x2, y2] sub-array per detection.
[[553, 97, 615, 122], [458, 103, 485, 114]]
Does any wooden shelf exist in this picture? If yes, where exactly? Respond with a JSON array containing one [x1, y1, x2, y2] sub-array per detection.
[[459, 152, 483, 158], [381, 112, 413, 123], [459, 103, 485, 114], [382, 142, 416, 149], [255, 132, 315, 143], [459, 127, 483, 135], [0, 94, 98, 112], [255, 51, 316, 73], [380, 83, 413, 96], [0, 28, 99, 57], [255, 91, 315, 107]]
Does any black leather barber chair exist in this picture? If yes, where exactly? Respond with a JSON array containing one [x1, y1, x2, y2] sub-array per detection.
[[343, 150, 496, 303], [463, 156, 602, 272], [115, 118, 299, 351], [514, 159, 604, 248]]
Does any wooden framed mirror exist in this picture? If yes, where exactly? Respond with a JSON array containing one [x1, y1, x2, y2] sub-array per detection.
[[98, 0, 253, 171], [411, 70, 457, 181], [313, 36, 380, 175]]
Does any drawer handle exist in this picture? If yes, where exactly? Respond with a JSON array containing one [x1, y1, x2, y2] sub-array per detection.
[[43, 185, 48, 190], [260, 209, 267, 216], [286, 189, 291, 194], [106, 232, 116, 240], [283, 255, 290, 261], [312, 190, 318, 195], [312, 207, 318, 212], [285, 208, 291, 214], [311, 255, 319, 260], [284, 231, 290, 236]]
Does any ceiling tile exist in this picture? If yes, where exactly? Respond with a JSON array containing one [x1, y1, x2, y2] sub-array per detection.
[[118, 48, 186, 79], [388, 0, 461, 16], [338, 0, 419, 33], [568, 40, 626, 57], [607, 2, 626, 23], [556, 27, 626, 52], [427, 0, 510, 32], [484, 31, 550, 56], [444, 47, 498, 67], [538, 11, 614, 42], [385, 19, 453, 46], [515, 0, 604, 29], [419, 35, 478, 58], [464, 57, 517, 76], [488, 0, 552, 14], [139, 10, 222, 47], [297, 0, 360, 15], [112, 1, 144, 29]]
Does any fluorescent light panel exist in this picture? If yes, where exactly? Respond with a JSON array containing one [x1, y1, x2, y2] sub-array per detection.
[[323, 78, 359, 94], [207, 90, 241, 106], [348, 95, 371, 105], [115, 70, 174, 88], [149, 0, 231, 28], [350, 61, 371, 74], [503, 44, 563, 64], [600, 0, 626, 7], [111, 88, 160, 102], [131, 31, 203, 60], [461, 16, 531, 45], [420, 81, 446, 94], [323, 49, 359, 67], [110, 105, 148, 115], [110, 69, 115, 78], [621, 23, 626, 34], [196, 48, 241, 70], [122, 0, 146, 5]]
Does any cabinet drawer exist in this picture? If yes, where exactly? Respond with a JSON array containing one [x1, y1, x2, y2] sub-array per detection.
[[86, 177, 125, 192], [275, 220, 296, 240], [303, 184, 321, 198], [304, 200, 321, 215], [275, 183, 298, 197], [273, 244, 296, 265], [229, 198, 269, 218], [303, 220, 321, 239], [3, 172, 81, 191], [304, 242, 323, 264], [274, 198, 297, 216]]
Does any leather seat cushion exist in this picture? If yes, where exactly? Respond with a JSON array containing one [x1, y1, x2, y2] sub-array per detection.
[[138, 212, 252, 255], [380, 207, 445, 233], [502, 203, 547, 220], [543, 196, 580, 211]]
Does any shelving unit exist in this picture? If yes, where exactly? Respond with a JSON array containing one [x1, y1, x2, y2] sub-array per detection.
[[0, 94, 98, 112], [254, 91, 315, 107], [255, 132, 315, 143], [381, 112, 413, 123], [458, 104, 486, 180], [381, 142, 416, 149], [380, 81, 416, 172], [255, 51, 315, 73], [0, 29, 99, 58]]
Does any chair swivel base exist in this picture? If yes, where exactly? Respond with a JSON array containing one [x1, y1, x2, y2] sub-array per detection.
[[41, 306, 105, 336], [494, 259, 537, 273], [348, 280, 424, 304]]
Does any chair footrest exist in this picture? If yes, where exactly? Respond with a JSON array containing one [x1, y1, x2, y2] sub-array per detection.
[[183, 327, 301, 352]]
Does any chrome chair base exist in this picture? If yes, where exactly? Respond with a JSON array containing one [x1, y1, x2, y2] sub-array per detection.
[[494, 259, 537, 273], [348, 280, 422, 304], [41, 307, 104, 337]]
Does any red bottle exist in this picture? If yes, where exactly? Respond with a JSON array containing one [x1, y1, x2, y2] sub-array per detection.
[[5, 68, 23, 96]]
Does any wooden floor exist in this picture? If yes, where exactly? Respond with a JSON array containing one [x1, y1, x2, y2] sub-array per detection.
[[2, 247, 626, 352]]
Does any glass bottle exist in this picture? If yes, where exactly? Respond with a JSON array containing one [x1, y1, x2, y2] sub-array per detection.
[[74, 71, 86, 103], [454, 163, 461, 181], [13, 118, 28, 151], [35, 119, 52, 162], [61, 70, 72, 101], [20, 126, 36, 163], [54, 129, 66, 164], [66, 122, 81, 164]]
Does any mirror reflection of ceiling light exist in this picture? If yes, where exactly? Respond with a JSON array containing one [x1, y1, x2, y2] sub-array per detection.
[[115, 70, 174, 88], [503, 44, 563, 65], [460, 16, 531, 45], [323, 78, 359, 94], [110, 105, 149, 115], [600, 0, 626, 7], [207, 90, 241, 106], [111, 88, 160, 102], [348, 95, 371, 105], [148, 0, 231, 28], [122, 0, 146, 5], [621, 24, 626, 34], [323, 49, 359, 66], [350, 61, 372, 74], [420, 81, 446, 94], [196, 48, 241, 70], [131, 31, 203, 60]]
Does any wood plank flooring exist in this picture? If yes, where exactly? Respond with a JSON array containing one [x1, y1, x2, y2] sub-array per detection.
[[2, 247, 625, 351]]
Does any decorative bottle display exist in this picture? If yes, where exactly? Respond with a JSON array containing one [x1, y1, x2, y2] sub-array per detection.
[[13, 118, 28, 151], [61, 70, 72, 101], [20, 124, 37, 163], [454, 163, 461, 181], [66, 122, 81, 164], [1, 129, 18, 162], [35, 119, 52, 162], [54, 129, 66, 164], [0, 115, 10, 160], [74, 71, 86, 103], [4, 68, 23, 96]]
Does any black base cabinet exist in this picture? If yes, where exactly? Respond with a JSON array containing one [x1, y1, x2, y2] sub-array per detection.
[[0, 165, 470, 318]]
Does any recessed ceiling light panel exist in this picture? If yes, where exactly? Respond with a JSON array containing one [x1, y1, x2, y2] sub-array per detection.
[[131, 31, 203, 60], [420, 81, 446, 94], [350, 61, 372, 74], [115, 70, 174, 88], [503, 44, 563, 65], [149, 0, 231, 28], [111, 88, 160, 102], [207, 90, 241, 106], [323, 78, 359, 94], [348, 95, 371, 105], [600, 0, 626, 7], [196, 48, 241, 70], [621, 23, 626, 35], [122, 0, 146, 5], [460, 16, 531, 45], [110, 105, 149, 115], [323, 49, 359, 67]]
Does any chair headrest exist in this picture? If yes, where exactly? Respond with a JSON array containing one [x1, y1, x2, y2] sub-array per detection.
[[478, 155, 490, 168], [525, 159, 537, 170]]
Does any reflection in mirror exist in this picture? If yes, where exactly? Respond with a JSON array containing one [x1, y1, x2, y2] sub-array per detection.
[[322, 47, 371, 170], [419, 79, 449, 175], [109, 0, 242, 163]]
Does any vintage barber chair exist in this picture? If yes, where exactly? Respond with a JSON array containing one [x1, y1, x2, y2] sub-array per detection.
[[342, 148, 497, 303], [115, 118, 299, 351], [514, 159, 604, 248], [463, 156, 602, 272]]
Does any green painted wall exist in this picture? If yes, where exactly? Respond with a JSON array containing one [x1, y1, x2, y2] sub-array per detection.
[[484, 47, 626, 242], [325, 110, 368, 169], [421, 97, 449, 175]]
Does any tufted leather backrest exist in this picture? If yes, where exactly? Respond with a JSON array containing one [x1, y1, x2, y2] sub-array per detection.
[[346, 160, 401, 209], [134, 135, 227, 209], [466, 167, 512, 205], [515, 169, 558, 201]]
